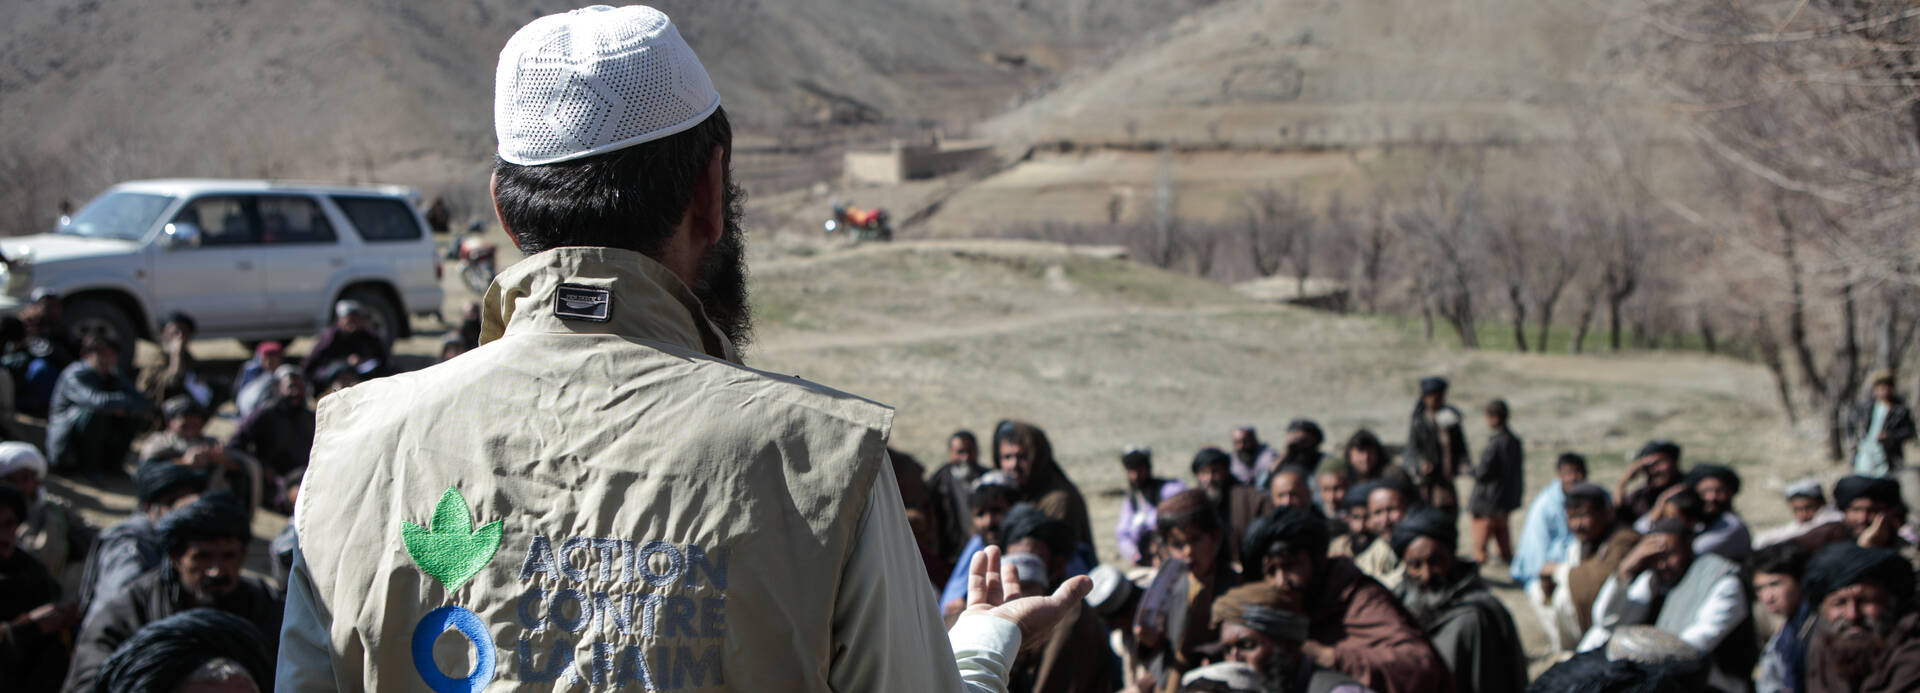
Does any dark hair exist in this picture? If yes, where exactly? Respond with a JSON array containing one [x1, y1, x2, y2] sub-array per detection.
[[1564, 483, 1611, 513], [1001, 503, 1073, 558], [79, 335, 116, 356], [969, 483, 1016, 512], [1485, 399, 1509, 419], [1242, 507, 1331, 579], [1646, 518, 1695, 544], [0, 482, 25, 521], [1745, 542, 1810, 582], [1344, 429, 1385, 462], [1156, 490, 1222, 537], [159, 493, 251, 557], [493, 107, 733, 256], [163, 311, 197, 334], [950, 430, 977, 447], [1555, 453, 1588, 475], [1121, 448, 1152, 469], [1664, 489, 1705, 524], [94, 609, 271, 693], [1191, 448, 1233, 474]]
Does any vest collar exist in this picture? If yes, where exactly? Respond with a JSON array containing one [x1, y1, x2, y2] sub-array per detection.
[[480, 246, 738, 362]]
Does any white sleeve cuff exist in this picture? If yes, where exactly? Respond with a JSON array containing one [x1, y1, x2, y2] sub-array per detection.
[[949, 613, 1023, 693]]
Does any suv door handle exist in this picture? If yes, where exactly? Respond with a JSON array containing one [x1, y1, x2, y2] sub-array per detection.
[[236, 261, 254, 271]]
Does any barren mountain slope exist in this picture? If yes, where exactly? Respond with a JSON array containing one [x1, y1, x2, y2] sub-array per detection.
[[985, 0, 1658, 147], [0, 0, 1203, 200]]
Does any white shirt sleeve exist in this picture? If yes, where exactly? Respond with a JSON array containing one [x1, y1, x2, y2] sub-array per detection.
[[275, 543, 342, 693], [1676, 574, 1749, 655], [1577, 572, 1657, 652], [829, 458, 1021, 693]]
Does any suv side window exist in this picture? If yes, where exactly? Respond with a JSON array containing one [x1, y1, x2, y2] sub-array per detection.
[[173, 196, 258, 247], [258, 196, 337, 245], [332, 196, 422, 242]]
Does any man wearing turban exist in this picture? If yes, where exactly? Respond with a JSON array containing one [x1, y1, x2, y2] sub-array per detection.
[[1801, 543, 1920, 692], [1387, 507, 1526, 693], [1209, 582, 1368, 693], [1239, 507, 1450, 693]]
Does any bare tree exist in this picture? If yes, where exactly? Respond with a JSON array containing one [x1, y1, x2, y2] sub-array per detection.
[[1394, 163, 1485, 349]]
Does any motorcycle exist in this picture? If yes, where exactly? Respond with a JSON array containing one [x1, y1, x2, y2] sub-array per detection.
[[823, 203, 893, 242], [453, 221, 499, 293]]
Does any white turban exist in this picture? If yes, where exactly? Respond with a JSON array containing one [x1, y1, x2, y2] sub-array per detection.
[[0, 441, 47, 481]]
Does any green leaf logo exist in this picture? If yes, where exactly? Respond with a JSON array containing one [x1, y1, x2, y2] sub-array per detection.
[[401, 487, 503, 593]]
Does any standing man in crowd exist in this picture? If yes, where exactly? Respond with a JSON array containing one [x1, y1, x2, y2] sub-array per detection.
[[1240, 507, 1451, 693], [47, 337, 150, 480], [1229, 425, 1279, 486], [1800, 543, 1919, 692], [1264, 419, 1325, 489], [1579, 519, 1757, 692], [1194, 448, 1267, 570], [281, 8, 1088, 691], [929, 430, 986, 565], [1847, 370, 1914, 479], [1117, 446, 1184, 567], [1616, 440, 1684, 528], [1468, 399, 1522, 566], [1404, 377, 1467, 485], [997, 420, 1096, 558], [1389, 508, 1527, 693]]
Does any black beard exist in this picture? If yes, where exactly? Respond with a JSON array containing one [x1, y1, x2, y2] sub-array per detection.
[[694, 180, 752, 355], [1819, 618, 1889, 685]]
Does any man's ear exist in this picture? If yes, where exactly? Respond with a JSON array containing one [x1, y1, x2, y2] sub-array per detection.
[[686, 145, 727, 247], [490, 170, 523, 252]]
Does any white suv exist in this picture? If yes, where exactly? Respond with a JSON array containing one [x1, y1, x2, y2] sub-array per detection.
[[0, 179, 445, 354]]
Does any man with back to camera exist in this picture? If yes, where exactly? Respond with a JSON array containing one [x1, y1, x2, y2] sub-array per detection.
[[276, 7, 1087, 692]]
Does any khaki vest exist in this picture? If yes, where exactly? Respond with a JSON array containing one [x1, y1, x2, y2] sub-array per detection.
[[297, 247, 893, 691]]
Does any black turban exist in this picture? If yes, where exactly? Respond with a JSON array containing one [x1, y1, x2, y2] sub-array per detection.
[[1192, 448, 1233, 474], [1801, 543, 1915, 608], [1683, 464, 1741, 496], [158, 493, 251, 556], [1527, 648, 1707, 693], [1833, 475, 1903, 510], [1419, 377, 1449, 395], [1000, 503, 1073, 558], [1241, 506, 1330, 574], [94, 608, 271, 693], [1637, 440, 1682, 462], [1285, 419, 1324, 442], [0, 482, 25, 520], [133, 460, 208, 507], [1389, 507, 1458, 558]]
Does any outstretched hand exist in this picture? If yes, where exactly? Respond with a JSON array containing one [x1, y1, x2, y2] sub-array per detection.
[[963, 545, 1092, 645]]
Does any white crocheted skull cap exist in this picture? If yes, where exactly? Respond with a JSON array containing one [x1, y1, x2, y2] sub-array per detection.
[[495, 5, 721, 165]]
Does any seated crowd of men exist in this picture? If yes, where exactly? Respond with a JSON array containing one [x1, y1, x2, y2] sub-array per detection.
[[0, 296, 1915, 693], [902, 374, 1920, 693], [0, 297, 485, 692]]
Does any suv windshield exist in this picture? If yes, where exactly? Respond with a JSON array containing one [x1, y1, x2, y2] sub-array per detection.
[[57, 192, 174, 241]]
